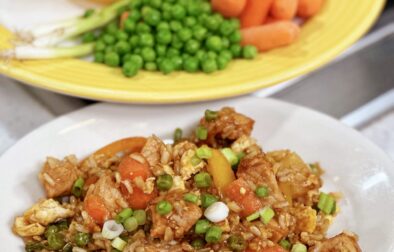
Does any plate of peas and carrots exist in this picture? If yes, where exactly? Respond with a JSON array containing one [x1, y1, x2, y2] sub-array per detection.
[[0, 0, 386, 103]]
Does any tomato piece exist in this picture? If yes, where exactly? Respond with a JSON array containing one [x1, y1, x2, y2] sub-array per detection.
[[84, 194, 110, 224]]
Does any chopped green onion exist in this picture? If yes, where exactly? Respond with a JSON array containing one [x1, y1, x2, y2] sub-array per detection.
[[184, 193, 199, 204], [291, 243, 307, 252], [102, 220, 124, 239], [227, 234, 246, 252], [205, 226, 222, 243], [246, 211, 260, 222], [156, 174, 173, 191], [74, 232, 90, 247], [25, 242, 45, 252], [201, 193, 218, 208], [279, 239, 292, 250], [260, 207, 275, 224], [174, 128, 183, 142], [133, 210, 147, 225], [72, 177, 85, 197], [194, 172, 212, 188], [204, 109, 218, 121], [156, 200, 172, 215], [191, 238, 205, 249], [123, 217, 138, 232], [220, 148, 238, 166], [255, 186, 269, 198], [111, 237, 127, 251], [317, 192, 336, 215], [196, 126, 208, 140], [195, 219, 211, 234], [191, 155, 202, 166], [196, 146, 212, 159], [115, 208, 133, 224], [309, 163, 319, 174]]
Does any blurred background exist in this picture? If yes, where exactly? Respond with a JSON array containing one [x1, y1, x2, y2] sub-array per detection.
[[0, 1, 393, 157]]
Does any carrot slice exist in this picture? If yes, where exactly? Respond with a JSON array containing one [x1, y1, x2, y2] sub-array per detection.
[[297, 0, 325, 18], [211, 0, 247, 18], [241, 21, 300, 51], [84, 194, 110, 224], [239, 0, 274, 28], [271, 0, 298, 20]]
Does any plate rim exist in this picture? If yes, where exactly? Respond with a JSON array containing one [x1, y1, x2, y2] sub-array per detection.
[[0, 0, 386, 103]]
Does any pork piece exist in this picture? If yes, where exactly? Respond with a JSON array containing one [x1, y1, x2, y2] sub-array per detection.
[[150, 190, 202, 240], [141, 135, 172, 176], [198, 107, 254, 147], [85, 173, 128, 219], [310, 233, 362, 252], [39, 155, 82, 198], [267, 150, 322, 202], [237, 151, 285, 205]]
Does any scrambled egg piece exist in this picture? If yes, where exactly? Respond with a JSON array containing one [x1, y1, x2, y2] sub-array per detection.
[[24, 199, 74, 226], [171, 176, 186, 191], [231, 135, 257, 153], [13, 217, 45, 237], [179, 149, 204, 180]]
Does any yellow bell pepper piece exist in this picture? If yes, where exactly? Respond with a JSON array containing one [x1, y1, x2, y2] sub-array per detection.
[[207, 149, 236, 193]]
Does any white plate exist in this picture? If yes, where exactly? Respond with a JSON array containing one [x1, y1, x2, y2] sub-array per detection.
[[1, 97, 394, 251]]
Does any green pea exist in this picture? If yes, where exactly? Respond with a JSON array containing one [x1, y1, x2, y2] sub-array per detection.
[[183, 57, 199, 73], [141, 47, 156, 62], [133, 47, 142, 54], [221, 37, 230, 49], [242, 45, 258, 59], [200, 1, 212, 13], [48, 233, 66, 250], [74, 232, 90, 247], [156, 30, 172, 45], [149, 0, 162, 8], [130, 0, 142, 9], [136, 23, 151, 33], [128, 10, 141, 21], [105, 45, 115, 54], [204, 16, 219, 31], [115, 41, 131, 55], [230, 44, 242, 58], [229, 31, 242, 43], [44, 225, 59, 239], [129, 35, 140, 47], [145, 62, 157, 71], [196, 50, 206, 61], [162, 10, 172, 21], [170, 20, 183, 32], [124, 19, 136, 33], [123, 216, 139, 231], [139, 33, 155, 47], [94, 40, 106, 51], [133, 210, 147, 225], [185, 16, 197, 27], [171, 4, 186, 20], [156, 173, 174, 190], [219, 50, 233, 61], [230, 18, 241, 30], [212, 13, 224, 24], [161, 2, 172, 11], [103, 34, 116, 45], [195, 219, 211, 234], [129, 54, 144, 69], [82, 32, 96, 43], [159, 59, 175, 74], [116, 30, 129, 41], [171, 35, 183, 49], [205, 226, 222, 243], [201, 193, 218, 208], [193, 26, 208, 41], [194, 172, 212, 188], [177, 28, 192, 42], [122, 62, 139, 77], [104, 52, 120, 67], [56, 220, 69, 231], [206, 51, 217, 59], [171, 56, 183, 70], [105, 22, 118, 35], [157, 21, 170, 31], [94, 52, 105, 63], [227, 234, 246, 252], [219, 20, 235, 36], [217, 56, 229, 70], [187, 2, 201, 16], [156, 200, 173, 215], [156, 45, 167, 56], [201, 58, 218, 73], [206, 36, 222, 52], [25, 242, 45, 252], [144, 9, 161, 26], [185, 39, 200, 54], [167, 48, 180, 57]]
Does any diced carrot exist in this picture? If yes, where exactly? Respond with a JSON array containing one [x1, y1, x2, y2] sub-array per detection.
[[120, 11, 129, 29], [271, 0, 298, 20], [239, 0, 274, 28], [241, 21, 300, 51], [224, 178, 262, 217], [118, 155, 157, 209], [211, 0, 247, 18], [84, 194, 110, 224], [297, 0, 325, 18]]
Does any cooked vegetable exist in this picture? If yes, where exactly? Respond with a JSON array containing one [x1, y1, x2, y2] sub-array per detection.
[[195, 219, 211, 234], [123, 216, 138, 232], [47, 233, 66, 250], [74, 232, 90, 247], [260, 207, 275, 224], [279, 239, 292, 250], [220, 148, 238, 166], [89, 137, 147, 158], [317, 192, 336, 214], [72, 177, 85, 197], [271, 0, 299, 20], [201, 193, 218, 208], [133, 210, 147, 225], [297, 0, 325, 18], [115, 208, 133, 224], [196, 126, 208, 140], [205, 226, 222, 243], [204, 201, 229, 223], [156, 174, 173, 191], [207, 149, 236, 192], [84, 194, 110, 224], [194, 172, 213, 188], [255, 186, 269, 198], [102, 220, 124, 239], [204, 109, 218, 121], [156, 200, 173, 215], [211, 0, 247, 17], [191, 238, 205, 249], [239, 0, 274, 28], [196, 146, 213, 159], [184, 193, 200, 204], [111, 237, 127, 251], [228, 234, 246, 251], [291, 243, 307, 252], [241, 21, 300, 52]]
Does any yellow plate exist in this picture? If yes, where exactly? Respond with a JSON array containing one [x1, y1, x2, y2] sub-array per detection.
[[0, 0, 385, 103]]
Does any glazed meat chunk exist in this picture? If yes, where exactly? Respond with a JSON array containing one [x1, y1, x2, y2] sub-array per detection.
[[310, 233, 362, 252]]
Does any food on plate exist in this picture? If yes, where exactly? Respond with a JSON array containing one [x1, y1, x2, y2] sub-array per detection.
[[2, 0, 325, 78], [13, 107, 361, 252]]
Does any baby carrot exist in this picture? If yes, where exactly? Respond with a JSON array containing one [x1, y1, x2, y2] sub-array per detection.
[[239, 0, 274, 28], [297, 0, 325, 18], [241, 21, 300, 51], [211, 0, 247, 18], [271, 0, 298, 20]]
